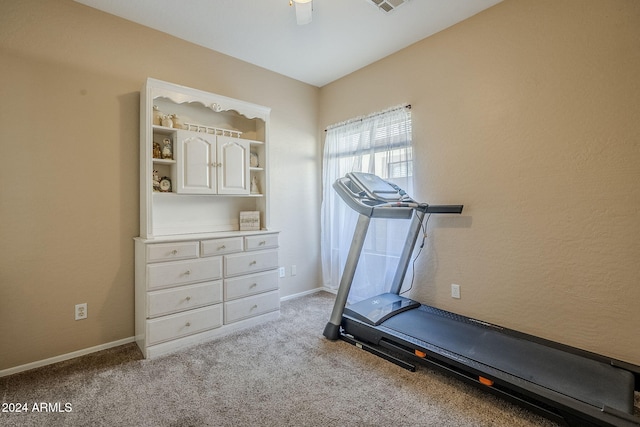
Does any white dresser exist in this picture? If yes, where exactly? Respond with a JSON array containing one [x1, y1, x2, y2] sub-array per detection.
[[135, 78, 279, 359], [135, 231, 280, 358]]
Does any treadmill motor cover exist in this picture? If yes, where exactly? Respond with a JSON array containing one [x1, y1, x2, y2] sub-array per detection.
[[344, 293, 420, 326]]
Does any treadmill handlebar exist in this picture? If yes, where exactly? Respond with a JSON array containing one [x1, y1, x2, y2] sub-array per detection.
[[333, 173, 463, 218], [423, 204, 464, 214]]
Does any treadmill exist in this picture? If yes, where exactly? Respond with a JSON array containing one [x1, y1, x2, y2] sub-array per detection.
[[323, 172, 640, 427]]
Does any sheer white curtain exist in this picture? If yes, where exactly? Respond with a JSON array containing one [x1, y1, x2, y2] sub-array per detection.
[[321, 106, 413, 303]]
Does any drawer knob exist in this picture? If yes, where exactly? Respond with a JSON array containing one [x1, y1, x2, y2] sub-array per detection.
[[250, 283, 257, 288], [185, 270, 191, 275], [171, 250, 178, 255], [249, 260, 257, 266], [251, 304, 258, 310], [185, 322, 191, 327], [259, 241, 266, 246], [218, 245, 226, 250], [186, 296, 191, 301]]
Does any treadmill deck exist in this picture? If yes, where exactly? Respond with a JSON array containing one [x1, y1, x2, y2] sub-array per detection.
[[347, 303, 635, 414]]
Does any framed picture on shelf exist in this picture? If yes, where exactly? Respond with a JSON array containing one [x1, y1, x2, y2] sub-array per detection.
[[239, 211, 260, 231]]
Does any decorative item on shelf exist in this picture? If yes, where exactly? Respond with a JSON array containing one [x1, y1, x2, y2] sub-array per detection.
[[170, 114, 182, 130], [153, 105, 163, 125], [250, 152, 259, 168], [161, 138, 173, 159], [159, 176, 172, 192], [152, 170, 160, 192], [184, 123, 243, 138], [161, 114, 173, 128], [153, 141, 162, 159], [239, 211, 260, 231], [251, 176, 261, 194]]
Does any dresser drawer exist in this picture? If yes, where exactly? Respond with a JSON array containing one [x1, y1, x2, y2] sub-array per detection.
[[224, 270, 279, 301], [147, 257, 222, 290], [147, 280, 223, 318], [244, 234, 279, 251], [147, 305, 223, 346], [224, 290, 280, 324], [224, 250, 278, 277], [201, 237, 243, 257], [146, 242, 199, 263]]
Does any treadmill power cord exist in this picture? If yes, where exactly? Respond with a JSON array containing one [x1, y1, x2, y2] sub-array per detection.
[[401, 214, 431, 296]]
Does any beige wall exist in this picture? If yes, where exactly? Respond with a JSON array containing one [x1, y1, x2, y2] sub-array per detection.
[[0, 0, 321, 371], [2, 0, 638, 372], [320, 0, 640, 364]]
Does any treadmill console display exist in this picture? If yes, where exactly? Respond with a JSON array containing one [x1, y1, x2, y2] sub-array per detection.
[[348, 172, 403, 202]]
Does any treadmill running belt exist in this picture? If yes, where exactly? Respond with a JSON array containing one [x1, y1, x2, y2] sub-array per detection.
[[381, 306, 635, 413]]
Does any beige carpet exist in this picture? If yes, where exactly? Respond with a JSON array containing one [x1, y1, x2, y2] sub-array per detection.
[[1, 292, 637, 426]]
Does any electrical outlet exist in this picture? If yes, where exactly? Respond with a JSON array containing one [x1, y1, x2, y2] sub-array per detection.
[[451, 284, 461, 299], [291, 265, 297, 276], [278, 267, 285, 278], [75, 303, 87, 320]]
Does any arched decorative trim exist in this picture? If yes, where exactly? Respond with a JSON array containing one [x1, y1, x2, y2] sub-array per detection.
[[148, 78, 270, 121]]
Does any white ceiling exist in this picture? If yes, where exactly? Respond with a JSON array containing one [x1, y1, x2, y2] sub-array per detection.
[[74, 0, 502, 87]]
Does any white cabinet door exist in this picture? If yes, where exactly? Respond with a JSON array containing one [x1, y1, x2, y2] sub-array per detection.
[[175, 132, 249, 195], [217, 136, 249, 195], [176, 130, 216, 194]]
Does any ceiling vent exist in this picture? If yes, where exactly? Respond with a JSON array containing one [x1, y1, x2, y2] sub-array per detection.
[[367, 0, 408, 13]]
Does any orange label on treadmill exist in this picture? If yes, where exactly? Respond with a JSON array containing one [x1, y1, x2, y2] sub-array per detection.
[[479, 376, 494, 386]]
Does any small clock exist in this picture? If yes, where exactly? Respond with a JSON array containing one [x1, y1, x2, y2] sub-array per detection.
[[159, 177, 172, 192]]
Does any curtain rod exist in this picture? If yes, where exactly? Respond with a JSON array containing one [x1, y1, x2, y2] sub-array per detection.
[[325, 104, 411, 132]]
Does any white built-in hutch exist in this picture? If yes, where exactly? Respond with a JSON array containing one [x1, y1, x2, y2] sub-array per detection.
[[134, 78, 279, 359]]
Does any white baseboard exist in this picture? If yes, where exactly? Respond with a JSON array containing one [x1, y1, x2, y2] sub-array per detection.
[[280, 286, 329, 302], [0, 336, 135, 378]]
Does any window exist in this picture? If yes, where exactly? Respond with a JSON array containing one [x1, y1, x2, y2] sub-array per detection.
[[321, 106, 412, 302]]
